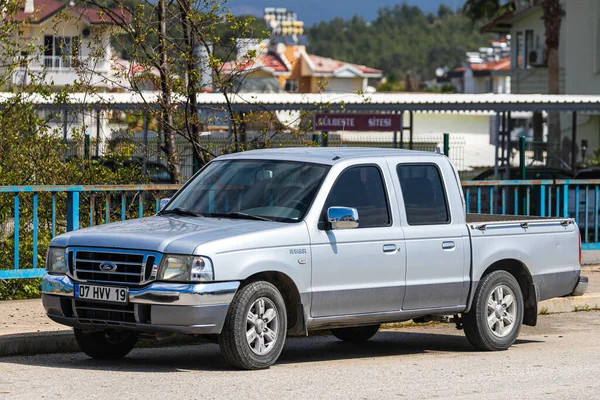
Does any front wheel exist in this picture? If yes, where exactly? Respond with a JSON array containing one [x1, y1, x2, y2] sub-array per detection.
[[332, 324, 381, 342], [219, 281, 287, 370], [463, 270, 524, 351], [74, 329, 137, 359]]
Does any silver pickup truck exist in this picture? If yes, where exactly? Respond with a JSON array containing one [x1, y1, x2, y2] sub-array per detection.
[[42, 148, 588, 369]]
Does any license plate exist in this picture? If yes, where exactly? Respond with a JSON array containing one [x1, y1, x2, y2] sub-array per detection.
[[75, 284, 129, 304]]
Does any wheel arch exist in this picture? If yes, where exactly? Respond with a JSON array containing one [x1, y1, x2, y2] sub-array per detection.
[[243, 271, 307, 335], [466, 258, 538, 326]]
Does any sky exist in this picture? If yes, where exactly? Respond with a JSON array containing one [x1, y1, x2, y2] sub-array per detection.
[[226, 0, 465, 26]]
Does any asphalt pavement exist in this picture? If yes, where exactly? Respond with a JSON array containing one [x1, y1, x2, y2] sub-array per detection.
[[1, 265, 600, 357], [1, 311, 599, 399]]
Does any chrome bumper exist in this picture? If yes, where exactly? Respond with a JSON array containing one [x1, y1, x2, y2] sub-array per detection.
[[571, 275, 589, 297], [41, 274, 239, 335]]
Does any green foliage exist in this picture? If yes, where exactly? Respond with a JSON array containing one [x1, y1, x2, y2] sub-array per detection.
[[307, 2, 493, 81], [589, 147, 600, 167], [0, 278, 42, 300]]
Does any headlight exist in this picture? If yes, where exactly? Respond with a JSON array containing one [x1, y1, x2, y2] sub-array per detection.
[[46, 247, 68, 274], [157, 255, 214, 282]]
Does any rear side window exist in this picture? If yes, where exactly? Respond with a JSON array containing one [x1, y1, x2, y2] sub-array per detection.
[[397, 165, 449, 225], [322, 166, 390, 229]]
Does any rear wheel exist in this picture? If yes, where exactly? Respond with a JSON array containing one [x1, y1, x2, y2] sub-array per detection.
[[331, 324, 380, 342], [74, 329, 137, 359], [219, 281, 287, 370], [463, 270, 523, 351]]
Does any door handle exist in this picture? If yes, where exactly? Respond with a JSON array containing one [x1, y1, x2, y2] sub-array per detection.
[[442, 241, 455, 250], [383, 244, 397, 253]]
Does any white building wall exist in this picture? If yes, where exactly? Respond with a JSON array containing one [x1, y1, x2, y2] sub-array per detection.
[[14, 11, 113, 89], [565, 0, 600, 95]]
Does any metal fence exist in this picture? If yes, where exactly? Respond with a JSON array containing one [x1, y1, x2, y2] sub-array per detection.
[[67, 133, 466, 181], [1, 178, 599, 280]]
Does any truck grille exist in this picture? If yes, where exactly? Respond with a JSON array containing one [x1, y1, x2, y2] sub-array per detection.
[[73, 299, 137, 324], [71, 248, 160, 286]]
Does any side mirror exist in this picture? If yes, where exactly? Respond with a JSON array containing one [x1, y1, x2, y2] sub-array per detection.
[[159, 198, 171, 211], [327, 206, 359, 230]]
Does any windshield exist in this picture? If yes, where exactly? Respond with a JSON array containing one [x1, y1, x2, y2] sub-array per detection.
[[163, 159, 330, 222]]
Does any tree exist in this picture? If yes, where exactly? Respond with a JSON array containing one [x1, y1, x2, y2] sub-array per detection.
[[74, 0, 275, 182], [307, 3, 492, 82], [462, 0, 564, 166]]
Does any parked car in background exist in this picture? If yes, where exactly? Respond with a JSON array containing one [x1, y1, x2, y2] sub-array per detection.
[[93, 158, 171, 184], [574, 168, 600, 179], [569, 168, 600, 240]]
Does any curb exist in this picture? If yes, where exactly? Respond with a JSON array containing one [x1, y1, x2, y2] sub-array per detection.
[[539, 294, 600, 314], [0, 331, 78, 357], [0, 330, 208, 358]]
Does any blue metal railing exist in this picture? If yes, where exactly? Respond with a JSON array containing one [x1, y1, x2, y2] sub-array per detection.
[[462, 179, 600, 250], [0, 185, 180, 279], [1, 180, 599, 280]]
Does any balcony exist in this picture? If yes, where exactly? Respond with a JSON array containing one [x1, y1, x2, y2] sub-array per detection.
[[42, 56, 73, 70], [13, 56, 111, 87]]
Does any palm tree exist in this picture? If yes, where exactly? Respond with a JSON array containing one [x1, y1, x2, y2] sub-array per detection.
[[463, 0, 564, 166]]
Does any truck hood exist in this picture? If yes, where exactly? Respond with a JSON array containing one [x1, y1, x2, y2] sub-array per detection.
[[50, 215, 284, 254]]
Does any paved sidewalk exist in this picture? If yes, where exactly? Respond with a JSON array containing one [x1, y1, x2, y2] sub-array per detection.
[[1, 266, 599, 357]]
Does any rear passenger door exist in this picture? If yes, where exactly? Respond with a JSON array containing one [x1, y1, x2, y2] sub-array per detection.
[[394, 164, 467, 310]]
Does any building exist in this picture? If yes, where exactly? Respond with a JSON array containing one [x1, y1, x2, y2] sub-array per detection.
[[220, 8, 383, 94], [448, 38, 511, 94], [8, 0, 127, 89], [6, 0, 129, 150], [482, 1, 600, 165]]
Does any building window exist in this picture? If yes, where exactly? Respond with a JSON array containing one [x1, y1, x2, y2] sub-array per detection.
[[44, 35, 75, 69], [514, 31, 524, 68], [284, 78, 298, 92], [525, 29, 534, 67], [514, 30, 535, 68]]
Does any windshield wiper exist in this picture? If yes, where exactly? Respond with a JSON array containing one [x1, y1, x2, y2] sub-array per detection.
[[212, 212, 274, 222], [160, 207, 203, 217]]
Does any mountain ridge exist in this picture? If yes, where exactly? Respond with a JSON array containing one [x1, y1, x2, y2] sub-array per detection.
[[226, 0, 463, 26]]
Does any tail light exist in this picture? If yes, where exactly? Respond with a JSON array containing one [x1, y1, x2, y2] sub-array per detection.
[[578, 231, 582, 265]]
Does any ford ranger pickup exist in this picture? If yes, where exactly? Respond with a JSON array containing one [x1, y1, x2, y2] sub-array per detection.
[[42, 148, 588, 369]]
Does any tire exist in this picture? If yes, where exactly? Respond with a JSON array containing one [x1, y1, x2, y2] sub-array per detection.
[[331, 324, 380, 342], [219, 281, 287, 370], [463, 270, 524, 351], [74, 329, 137, 359]]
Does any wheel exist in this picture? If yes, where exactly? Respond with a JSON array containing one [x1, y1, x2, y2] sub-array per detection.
[[74, 329, 137, 359], [331, 324, 380, 342], [463, 270, 524, 351], [219, 281, 287, 370]]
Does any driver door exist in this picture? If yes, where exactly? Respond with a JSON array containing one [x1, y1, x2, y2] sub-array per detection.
[[308, 164, 406, 317]]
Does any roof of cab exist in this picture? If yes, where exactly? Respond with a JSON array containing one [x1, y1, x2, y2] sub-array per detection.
[[217, 147, 439, 165]]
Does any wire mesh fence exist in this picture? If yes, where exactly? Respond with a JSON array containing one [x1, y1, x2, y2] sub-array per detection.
[[66, 131, 467, 181]]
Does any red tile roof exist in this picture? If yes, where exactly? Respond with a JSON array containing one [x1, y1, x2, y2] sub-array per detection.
[[11, 0, 128, 24], [12, 0, 65, 23], [221, 53, 289, 74], [71, 7, 130, 24], [454, 57, 511, 73], [306, 54, 382, 76]]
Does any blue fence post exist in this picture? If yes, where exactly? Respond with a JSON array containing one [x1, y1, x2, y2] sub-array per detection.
[[14, 194, 19, 270], [33, 194, 38, 269], [562, 184, 569, 218], [540, 184, 546, 217], [66, 191, 80, 231]]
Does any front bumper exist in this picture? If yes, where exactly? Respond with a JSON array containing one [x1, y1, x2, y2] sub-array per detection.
[[42, 274, 239, 335]]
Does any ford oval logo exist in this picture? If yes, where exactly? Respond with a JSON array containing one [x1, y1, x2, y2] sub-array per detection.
[[99, 261, 118, 272]]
